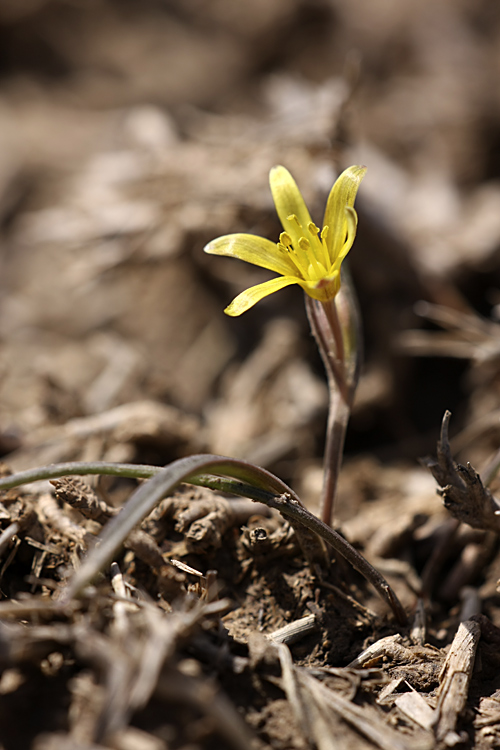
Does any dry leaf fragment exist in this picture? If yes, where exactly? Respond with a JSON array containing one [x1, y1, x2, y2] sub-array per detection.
[[424, 411, 500, 533]]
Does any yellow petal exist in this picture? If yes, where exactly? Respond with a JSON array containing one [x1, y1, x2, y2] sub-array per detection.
[[270, 166, 314, 243], [337, 206, 358, 264], [323, 165, 366, 261], [204, 233, 296, 277], [224, 276, 299, 316]]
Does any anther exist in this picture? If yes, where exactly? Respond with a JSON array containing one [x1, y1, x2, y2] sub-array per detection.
[[298, 237, 311, 252], [279, 232, 293, 248], [308, 222, 320, 235], [320, 225, 329, 242]]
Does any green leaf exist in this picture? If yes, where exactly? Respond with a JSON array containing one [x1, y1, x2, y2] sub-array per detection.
[[61, 454, 300, 600]]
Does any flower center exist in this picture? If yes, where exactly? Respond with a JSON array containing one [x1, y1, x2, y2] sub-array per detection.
[[277, 214, 332, 282]]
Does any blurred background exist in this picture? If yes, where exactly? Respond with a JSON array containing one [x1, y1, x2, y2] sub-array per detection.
[[1, 0, 500, 517]]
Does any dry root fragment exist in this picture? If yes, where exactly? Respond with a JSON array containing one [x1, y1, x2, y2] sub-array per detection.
[[267, 613, 317, 645], [124, 529, 165, 569], [140, 497, 175, 542], [172, 486, 271, 552], [347, 634, 441, 671], [347, 634, 410, 669], [424, 411, 500, 533], [36, 494, 89, 547], [50, 476, 118, 523]]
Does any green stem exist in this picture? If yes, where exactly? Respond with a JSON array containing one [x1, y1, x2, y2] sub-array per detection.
[[305, 266, 362, 527], [323, 294, 345, 372], [306, 296, 354, 526], [320, 383, 352, 527]]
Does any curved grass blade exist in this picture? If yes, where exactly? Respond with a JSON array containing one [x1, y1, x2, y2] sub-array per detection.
[[60, 454, 301, 602], [0, 461, 160, 490], [0, 460, 281, 505], [0, 456, 407, 623]]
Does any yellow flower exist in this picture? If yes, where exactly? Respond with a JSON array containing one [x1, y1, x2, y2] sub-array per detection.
[[204, 165, 366, 316]]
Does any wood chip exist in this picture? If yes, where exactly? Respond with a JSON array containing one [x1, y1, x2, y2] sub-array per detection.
[[434, 618, 481, 743], [395, 691, 435, 731]]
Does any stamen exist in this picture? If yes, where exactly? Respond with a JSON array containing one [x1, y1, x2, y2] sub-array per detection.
[[297, 236, 325, 278], [308, 222, 320, 235], [279, 232, 293, 248], [277, 241, 307, 277], [320, 224, 333, 265], [287, 214, 302, 229], [286, 236, 308, 278]]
